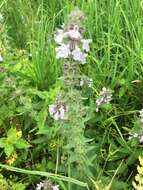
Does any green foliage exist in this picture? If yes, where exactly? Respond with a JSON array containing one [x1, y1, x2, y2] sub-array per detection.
[[0, 127, 29, 157], [0, 173, 26, 190], [133, 156, 143, 190]]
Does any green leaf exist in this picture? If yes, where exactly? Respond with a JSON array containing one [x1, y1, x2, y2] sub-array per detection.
[[7, 128, 17, 143], [37, 108, 47, 129], [4, 144, 14, 157], [119, 86, 126, 98], [12, 183, 26, 190], [0, 138, 6, 148], [15, 139, 29, 149]]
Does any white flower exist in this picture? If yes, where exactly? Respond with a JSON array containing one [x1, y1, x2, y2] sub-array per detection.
[[61, 23, 65, 28], [49, 104, 56, 115], [102, 87, 107, 93], [64, 25, 81, 40], [81, 39, 92, 52], [88, 78, 93, 87], [0, 55, 3, 62], [139, 109, 143, 123], [72, 46, 87, 64], [55, 44, 71, 59], [139, 135, 143, 143], [96, 107, 99, 112], [128, 132, 138, 140], [139, 109, 143, 116], [54, 29, 64, 45], [36, 182, 44, 190], [52, 185, 59, 190], [128, 132, 143, 143], [80, 80, 84, 86]]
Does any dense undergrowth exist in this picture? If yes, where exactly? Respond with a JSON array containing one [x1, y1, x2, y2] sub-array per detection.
[[0, 0, 143, 189]]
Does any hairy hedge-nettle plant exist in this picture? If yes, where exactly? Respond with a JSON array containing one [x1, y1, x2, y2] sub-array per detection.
[[129, 109, 143, 143], [95, 87, 112, 112], [49, 8, 92, 183], [36, 180, 59, 190]]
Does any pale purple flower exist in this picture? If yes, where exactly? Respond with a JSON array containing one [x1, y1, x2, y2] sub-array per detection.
[[59, 105, 65, 120], [139, 109, 143, 123], [96, 87, 112, 112], [52, 185, 59, 190], [49, 104, 66, 121], [36, 182, 44, 190], [64, 25, 81, 40], [81, 39, 92, 52], [49, 104, 56, 115], [79, 78, 93, 87], [72, 46, 87, 64], [0, 54, 3, 62], [53, 112, 60, 121], [55, 44, 71, 59], [54, 29, 64, 45]]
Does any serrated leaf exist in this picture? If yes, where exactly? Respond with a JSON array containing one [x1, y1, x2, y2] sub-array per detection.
[[0, 138, 6, 148], [15, 139, 29, 149], [4, 144, 14, 157], [7, 127, 17, 143], [37, 108, 47, 129]]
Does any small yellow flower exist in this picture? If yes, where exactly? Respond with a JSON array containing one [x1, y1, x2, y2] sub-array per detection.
[[7, 152, 17, 165], [16, 130, 22, 138], [49, 140, 57, 150]]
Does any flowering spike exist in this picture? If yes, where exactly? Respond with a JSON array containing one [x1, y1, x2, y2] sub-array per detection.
[[96, 87, 112, 112], [54, 9, 92, 64]]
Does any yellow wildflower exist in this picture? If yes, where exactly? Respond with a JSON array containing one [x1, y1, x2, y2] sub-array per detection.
[[16, 130, 22, 138], [7, 152, 17, 165]]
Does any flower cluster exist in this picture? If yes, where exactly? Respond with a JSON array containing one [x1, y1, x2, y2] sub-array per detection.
[[128, 132, 143, 143], [96, 87, 112, 112], [128, 132, 138, 139], [16, 130, 22, 138], [49, 103, 67, 121], [128, 108, 143, 143], [6, 152, 17, 165], [36, 182, 44, 190], [52, 185, 60, 190], [80, 78, 93, 88], [36, 181, 59, 190], [55, 25, 92, 64]]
